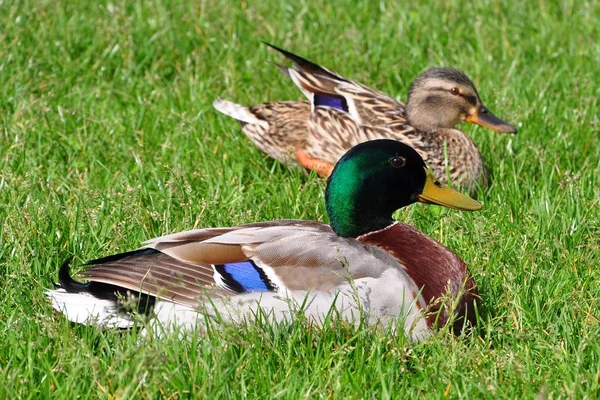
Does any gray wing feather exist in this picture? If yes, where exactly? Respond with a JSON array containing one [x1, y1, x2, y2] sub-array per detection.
[[78, 221, 406, 305]]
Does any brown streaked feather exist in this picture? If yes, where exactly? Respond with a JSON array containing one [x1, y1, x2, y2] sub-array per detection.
[[286, 68, 406, 128], [266, 43, 406, 128], [213, 98, 311, 165], [242, 101, 311, 165], [304, 107, 421, 164]]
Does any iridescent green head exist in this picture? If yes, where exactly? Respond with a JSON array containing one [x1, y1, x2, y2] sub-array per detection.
[[325, 139, 482, 238]]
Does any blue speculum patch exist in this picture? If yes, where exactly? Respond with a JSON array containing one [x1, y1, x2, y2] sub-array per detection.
[[314, 94, 348, 111], [214, 260, 274, 293]]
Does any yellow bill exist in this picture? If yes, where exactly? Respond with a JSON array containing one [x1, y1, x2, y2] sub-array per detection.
[[416, 168, 482, 211]]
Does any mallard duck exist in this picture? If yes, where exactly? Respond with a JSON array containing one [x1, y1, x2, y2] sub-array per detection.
[[47, 140, 482, 340], [214, 44, 516, 192]]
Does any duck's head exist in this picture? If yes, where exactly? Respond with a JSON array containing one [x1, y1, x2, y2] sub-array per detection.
[[325, 139, 482, 238], [405, 68, 517, 134]]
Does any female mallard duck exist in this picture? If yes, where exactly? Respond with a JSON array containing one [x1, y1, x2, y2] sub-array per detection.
[[48, 140, 482, 340], [214, 44, 516, 192]]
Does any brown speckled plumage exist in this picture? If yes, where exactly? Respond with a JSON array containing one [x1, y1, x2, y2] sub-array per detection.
[[214, 44, 516, 192]]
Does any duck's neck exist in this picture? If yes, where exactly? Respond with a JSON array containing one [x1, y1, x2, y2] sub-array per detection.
[[325, 173, 395, 238], [406, 118, 442, 135], [406, 101, 462, 135]]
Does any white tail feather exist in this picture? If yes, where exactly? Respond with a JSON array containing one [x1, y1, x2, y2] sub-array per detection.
[[213, 98, 269, 127], [46, 289, 135, 329]]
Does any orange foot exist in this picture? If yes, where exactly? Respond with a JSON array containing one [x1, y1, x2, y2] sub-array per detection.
[[296, 149, 334, 178]]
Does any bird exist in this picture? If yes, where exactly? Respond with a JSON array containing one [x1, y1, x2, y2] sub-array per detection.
[[47, 139, 482, 341], [214, 43, 517, 193]]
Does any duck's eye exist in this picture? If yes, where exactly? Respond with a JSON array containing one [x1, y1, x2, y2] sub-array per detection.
[[450, 87, 460, 95], [389, 156, 406, 168]]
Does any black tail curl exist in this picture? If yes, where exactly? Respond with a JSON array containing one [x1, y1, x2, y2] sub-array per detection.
[[56, 255, 156, 316], [57, 257, 90, 292]]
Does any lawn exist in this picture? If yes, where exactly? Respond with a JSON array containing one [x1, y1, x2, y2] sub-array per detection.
[[1, 0, 599, 398]]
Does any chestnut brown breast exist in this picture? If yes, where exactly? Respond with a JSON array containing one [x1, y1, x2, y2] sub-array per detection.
[[359, 222, 479, 335]]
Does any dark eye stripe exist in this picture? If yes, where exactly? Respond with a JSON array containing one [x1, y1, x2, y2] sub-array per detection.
[[463, 94, 477, 105], [429, 87, 477, 103]]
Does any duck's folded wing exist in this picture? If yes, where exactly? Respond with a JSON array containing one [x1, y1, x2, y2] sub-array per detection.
[[73, 220, 405, 306], [77, 249, 215, 306], [150, 220, 404, 290], [266, 44, 406, 128], [304, 107, 423, 163]]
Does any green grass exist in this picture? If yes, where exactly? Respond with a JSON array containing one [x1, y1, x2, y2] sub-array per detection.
[[1, 0, 599, 398]]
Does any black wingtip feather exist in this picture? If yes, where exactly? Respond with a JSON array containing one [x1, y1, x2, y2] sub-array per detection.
[[262, 41, 323, 71], [262, 42, 345, 82], [84, 248, 160, 266]]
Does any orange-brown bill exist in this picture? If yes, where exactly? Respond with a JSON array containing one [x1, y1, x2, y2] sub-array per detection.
[[466, 106, 517, 134]]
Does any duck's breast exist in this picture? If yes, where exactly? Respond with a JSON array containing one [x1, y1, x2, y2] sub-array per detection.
[[359, 222, 479, 333]]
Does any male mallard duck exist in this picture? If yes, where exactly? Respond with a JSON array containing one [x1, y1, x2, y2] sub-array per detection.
[[214, 44, 517, 192], [47, 140, 482, 340]]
